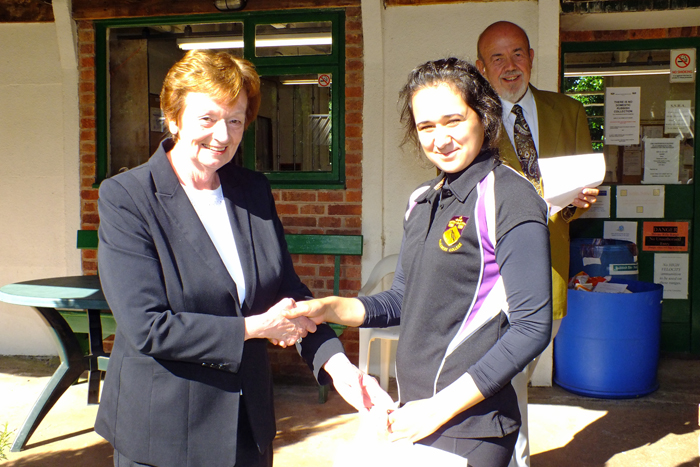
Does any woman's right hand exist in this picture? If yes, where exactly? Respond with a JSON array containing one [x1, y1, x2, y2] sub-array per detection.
[[285, 298, 329, 325], [284, 296, 367, 327], [244, 298, 317, 347]]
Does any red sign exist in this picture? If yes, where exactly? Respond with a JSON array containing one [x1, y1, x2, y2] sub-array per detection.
[[642, 222, 689, 251], [675, 54, 691, 68], [318, 74, 331, 87]]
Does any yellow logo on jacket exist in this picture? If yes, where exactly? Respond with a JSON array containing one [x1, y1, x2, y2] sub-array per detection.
[[439, 216, 467, 252]]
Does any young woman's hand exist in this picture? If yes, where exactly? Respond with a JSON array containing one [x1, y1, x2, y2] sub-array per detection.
[[386, 397, 449, 443], [284, 296, 367, 327], [388, 373, 486, 443], [285, 298, 329, 325]]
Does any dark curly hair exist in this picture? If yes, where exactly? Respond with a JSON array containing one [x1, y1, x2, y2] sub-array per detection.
[[398, 57, 502, 156]]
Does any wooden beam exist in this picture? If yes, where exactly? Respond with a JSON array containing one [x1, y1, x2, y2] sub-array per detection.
[[0, 0, 54, 22], [72, 0, 360, 20]]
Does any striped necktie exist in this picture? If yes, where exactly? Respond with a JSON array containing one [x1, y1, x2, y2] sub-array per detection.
[[512, 104, 543, 196]]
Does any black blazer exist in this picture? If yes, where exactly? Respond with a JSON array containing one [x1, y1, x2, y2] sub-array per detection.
[[94, 140, 342, 467]]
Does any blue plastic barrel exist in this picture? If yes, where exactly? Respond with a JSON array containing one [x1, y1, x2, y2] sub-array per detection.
[[569, 238, 638, 279], [554, 279, 663, 398]]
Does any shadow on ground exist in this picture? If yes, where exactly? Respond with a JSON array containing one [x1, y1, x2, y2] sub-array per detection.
[[273, 384, 358, 450], [531, 400, 698, 466], [2, 356, 698, 467], [531, 357, 700, 467], [3, 442, 113, 467], [0, 356, 58, 377]]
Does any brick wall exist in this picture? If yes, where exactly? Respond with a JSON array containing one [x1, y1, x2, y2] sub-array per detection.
[[77, 7, 364, 385], [78, 21, 98, 275]]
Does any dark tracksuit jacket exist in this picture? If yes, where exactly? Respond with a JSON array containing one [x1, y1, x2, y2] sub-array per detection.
[[359, 149, 552, 441]]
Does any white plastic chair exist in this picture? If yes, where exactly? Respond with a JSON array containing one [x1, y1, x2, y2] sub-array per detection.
[[358, 254, 400, 391]]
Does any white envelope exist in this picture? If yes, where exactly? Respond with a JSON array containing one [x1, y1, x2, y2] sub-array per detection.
[[539, 153, 606, 216], [333, 412, 468, 467]]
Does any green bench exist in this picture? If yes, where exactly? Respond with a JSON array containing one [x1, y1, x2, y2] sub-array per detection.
[[284, 234, 362, 402], [76, 230, 363, 402]]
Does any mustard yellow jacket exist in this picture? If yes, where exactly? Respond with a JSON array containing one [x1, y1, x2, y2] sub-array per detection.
[[498, 86, 593, 320]]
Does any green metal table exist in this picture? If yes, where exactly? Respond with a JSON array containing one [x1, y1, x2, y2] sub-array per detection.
[[0, 275, 110, 451]]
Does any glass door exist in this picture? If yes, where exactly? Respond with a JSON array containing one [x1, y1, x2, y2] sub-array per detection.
[[562, 39, 700, 354]]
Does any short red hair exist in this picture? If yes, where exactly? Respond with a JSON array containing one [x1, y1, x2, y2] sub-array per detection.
[[160, 49, 261, 140]]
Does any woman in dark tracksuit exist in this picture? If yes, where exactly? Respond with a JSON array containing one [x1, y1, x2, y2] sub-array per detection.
[[289, 58, 552, 467]]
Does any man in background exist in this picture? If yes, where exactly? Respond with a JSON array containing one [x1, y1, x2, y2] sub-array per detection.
[[476, 20, 599, 467]]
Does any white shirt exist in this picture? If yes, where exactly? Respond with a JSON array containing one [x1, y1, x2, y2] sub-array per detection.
[[500, 86, 540, 155], [182, 184, 246, 304]]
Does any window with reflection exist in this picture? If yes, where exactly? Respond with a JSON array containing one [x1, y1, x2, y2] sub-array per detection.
[[96, 11, 345, 187], [257, 74, 332, 172], [255, 21, 332, 57], [106, 22, 245, 175], [563, 48, 695, 185]]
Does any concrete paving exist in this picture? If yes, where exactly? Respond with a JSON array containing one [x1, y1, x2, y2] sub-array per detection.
[[0, 355, 698, 466]]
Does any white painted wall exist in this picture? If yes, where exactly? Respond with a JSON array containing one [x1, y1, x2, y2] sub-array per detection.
[[0, 6, 80, 356]]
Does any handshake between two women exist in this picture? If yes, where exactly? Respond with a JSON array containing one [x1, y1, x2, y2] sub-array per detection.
[[244, 298, 317, 348], [252, 296, 365, 348], [252, 296, 396, 417]]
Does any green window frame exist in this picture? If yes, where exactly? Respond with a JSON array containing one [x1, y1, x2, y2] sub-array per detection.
[[94, 9, 345, 189]]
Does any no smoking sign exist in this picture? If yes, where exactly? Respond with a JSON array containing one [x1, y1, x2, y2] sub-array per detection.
[[317, 73, 332, 87], [675, 54, 690, 68], [670, 49, 695, 83]]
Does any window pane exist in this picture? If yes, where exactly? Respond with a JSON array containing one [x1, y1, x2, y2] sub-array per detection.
[[176, 22, 244, 52], [256, 74, 332, 172], [106, 23, 243, 176], [255, 22, 332, 57], [564, 49, 695, 185]]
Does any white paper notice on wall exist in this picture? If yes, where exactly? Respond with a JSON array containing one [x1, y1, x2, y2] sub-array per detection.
[[616, 185, 665, 218], [642, 125, 664, 139], [664, 100, 693, 137], [604, 87, 641, 146], [603, 220, 638, 245], [670, 49, 696, 83], [654, 253, 689, 299], [623, 150, 643, 176], [150, 107, 165, 132], [642, 137, 681, 184]]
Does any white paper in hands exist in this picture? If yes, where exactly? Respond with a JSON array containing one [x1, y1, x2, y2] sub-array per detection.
[[333, 408, 467, 467], [538, 153, 606, 216]]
